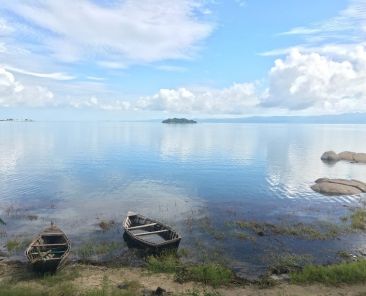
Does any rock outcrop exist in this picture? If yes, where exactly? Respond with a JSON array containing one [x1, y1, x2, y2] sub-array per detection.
[[311, 178, 366, 195], [321, 151, 366, 163], [320, 151, 339, 162]]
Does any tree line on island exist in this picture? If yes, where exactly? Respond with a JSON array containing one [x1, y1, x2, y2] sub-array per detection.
[[162, 118, 197, 124]]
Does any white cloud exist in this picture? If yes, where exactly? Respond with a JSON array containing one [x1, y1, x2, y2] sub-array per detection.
[[279, 0, 366, 44], [4, 65, 75, 80], [261, 47, 366, 113], [2, 0, 213, 67], [0, 67, 55, 107], [0, 18, 13, 35], [86, 76, 105, 81], [69, 96, 131, 111], [136, 83, 259, 114]]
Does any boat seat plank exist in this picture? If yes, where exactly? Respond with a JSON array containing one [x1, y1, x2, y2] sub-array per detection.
[[134, 229, 169, 236], [127, 223, 157, 230], [30, 251, 65, 255], [32, 243, 67, 247], [31, 258, 62, 262]]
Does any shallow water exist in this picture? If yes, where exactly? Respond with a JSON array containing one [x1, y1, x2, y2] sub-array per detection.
[[1, 122, 366, 275]]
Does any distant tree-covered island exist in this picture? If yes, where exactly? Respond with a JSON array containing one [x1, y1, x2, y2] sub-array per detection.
[[162, 118, 197, 124], [0, 118, 34, 122]]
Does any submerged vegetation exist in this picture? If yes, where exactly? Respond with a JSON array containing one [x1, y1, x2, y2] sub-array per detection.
[[77, 241, 124, 261], [98, 220, 116, 231], [6, 238, 31, 253], [349, 208, 366, 230]]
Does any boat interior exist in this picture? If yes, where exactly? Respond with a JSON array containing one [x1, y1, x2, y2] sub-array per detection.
[[28, 233, 68, 262], [125, 214, 179, 244]]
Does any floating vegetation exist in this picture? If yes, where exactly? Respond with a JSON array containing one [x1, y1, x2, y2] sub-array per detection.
[[230, 219, 345, 240]]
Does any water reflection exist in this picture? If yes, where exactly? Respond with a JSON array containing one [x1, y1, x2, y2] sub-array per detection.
[[1, 122, 366, 272]]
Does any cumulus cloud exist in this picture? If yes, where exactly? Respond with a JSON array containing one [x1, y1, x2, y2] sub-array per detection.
[[69, 96, 131, 111], [262, 46, 366, 113], [2, 0, 213, 67], [0, 67, 54, 107], [136, 83, 259, 114]]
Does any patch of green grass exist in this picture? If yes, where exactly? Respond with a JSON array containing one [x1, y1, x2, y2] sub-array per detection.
[[0, 284, 47, 296], [147, 253, 181, 273], [0, 275, 140, 296], [39, 268, 80, 286], [176, 263, 233, 287], [350, 208, 366, 230], [178, 290, 222, 296], [291, 260, 366, 285], [82, 276, 140, 296]]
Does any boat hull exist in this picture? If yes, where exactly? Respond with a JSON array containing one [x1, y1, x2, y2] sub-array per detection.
[[123, 213, 181, 253], [25, 225, 70, 273]]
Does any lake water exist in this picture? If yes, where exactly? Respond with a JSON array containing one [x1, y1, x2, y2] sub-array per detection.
[[1, 122, 366, 276]]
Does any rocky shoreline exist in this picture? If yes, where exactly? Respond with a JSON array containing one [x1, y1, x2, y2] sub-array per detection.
[[321, 151, 366, 163]]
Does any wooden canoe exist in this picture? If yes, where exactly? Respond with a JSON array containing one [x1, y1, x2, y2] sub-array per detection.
[[123, 212, 181, 251], [25, 223, 70, 273]]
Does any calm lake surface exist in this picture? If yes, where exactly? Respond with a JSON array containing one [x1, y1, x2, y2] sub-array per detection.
[[1, 122, 366, 276]]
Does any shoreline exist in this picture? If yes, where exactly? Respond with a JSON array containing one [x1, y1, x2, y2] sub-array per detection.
[[1, 261, 366, 295]]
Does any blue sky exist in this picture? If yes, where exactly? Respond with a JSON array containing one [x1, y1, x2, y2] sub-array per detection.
[[0, 0, 365, 120]]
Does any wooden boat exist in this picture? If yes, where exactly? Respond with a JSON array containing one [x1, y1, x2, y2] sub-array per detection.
[[25, 223, 70, 273], [123, 212, 181, 251]]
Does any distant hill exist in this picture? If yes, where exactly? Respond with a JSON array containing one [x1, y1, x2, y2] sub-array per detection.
[[162, 118, 197, 124], [200, 113, 366, 124]]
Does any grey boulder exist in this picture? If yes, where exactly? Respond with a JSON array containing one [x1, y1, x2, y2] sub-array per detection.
[[321, 151, 339, 162], [311, 178, 366, 195], [321, 151, 366, 163]]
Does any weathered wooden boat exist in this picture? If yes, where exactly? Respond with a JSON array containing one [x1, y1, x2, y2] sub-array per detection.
[[25, 223, 70, 273], [123, 212, 181, 251]]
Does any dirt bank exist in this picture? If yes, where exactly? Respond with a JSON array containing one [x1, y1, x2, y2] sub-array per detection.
[[0, 262, 366, 295]]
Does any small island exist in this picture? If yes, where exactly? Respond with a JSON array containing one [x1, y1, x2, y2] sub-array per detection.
[[162, 118, 197, 124], [0, 118, 34, 122]]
